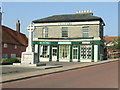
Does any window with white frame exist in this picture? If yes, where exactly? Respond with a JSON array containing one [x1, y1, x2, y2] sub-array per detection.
[[43, 27, 48, 38], [82, 27, 89, 37], [80, 45, 92, 59], [3, 43, 7, 48], [61, 27, 68, 37], [11, 54, 16, 58], [2, 53, 8, 58], [15, 45, 17, 49]]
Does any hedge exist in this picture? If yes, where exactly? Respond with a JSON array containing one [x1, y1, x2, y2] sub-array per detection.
[[0, 58, 20, 65]]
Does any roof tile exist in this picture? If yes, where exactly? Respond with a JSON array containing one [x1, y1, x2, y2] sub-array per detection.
[[2, 25, 28, 46], [33, 14, 103, 23]]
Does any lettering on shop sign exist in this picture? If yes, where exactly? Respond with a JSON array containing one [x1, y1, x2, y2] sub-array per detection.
[[38, 42, 51, 44], [80, 42, 92, 44]]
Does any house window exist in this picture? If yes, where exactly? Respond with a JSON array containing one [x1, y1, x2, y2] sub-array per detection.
[[43, 27, 48, 38], [2, 53, 8, 59], [3, 43, 7, 48], [62, 27, 68, 37], [11, 54, 16, 58], [15, 45, 17, 49], [82, 27, 89, 37]]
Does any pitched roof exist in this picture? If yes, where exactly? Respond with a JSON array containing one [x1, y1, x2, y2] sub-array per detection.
[[33, 13, 104, 23], [104, 36, 120, 44], [2, 25, 28, 46]]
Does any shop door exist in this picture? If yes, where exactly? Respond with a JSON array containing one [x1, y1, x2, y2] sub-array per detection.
[[73, 45, 78, 62], [80, 45, 92, 62], [52, 46, 57, 61]]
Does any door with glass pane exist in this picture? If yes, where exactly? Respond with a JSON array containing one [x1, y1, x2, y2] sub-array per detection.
[[73, 45, 78, 62], [52, 45, 57, 61], [80, 45, 92, 62]]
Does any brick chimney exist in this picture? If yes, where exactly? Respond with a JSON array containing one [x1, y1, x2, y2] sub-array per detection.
[[76, 10, 93, 15], [16, 20, 20, 33]]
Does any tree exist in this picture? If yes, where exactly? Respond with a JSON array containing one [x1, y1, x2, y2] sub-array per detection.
[[110, 38, 120, 50]]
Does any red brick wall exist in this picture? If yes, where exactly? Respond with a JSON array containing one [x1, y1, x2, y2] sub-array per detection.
[[2, 43, 27, 59]]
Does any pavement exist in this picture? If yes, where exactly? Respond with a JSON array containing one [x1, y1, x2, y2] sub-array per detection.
[[1, 58, 119, 84]]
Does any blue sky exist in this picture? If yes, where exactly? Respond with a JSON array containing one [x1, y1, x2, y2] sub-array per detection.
[[2, 2, 118, 36]]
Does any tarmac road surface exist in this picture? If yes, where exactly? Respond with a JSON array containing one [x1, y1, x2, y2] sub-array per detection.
[[2, 61, 118, 88]]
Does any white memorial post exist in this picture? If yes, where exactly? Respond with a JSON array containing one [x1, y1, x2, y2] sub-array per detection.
[[21, 23, 35, 64]]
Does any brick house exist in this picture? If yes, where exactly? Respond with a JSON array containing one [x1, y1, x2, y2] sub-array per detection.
[[31, 10, 106, 62], [0, 8, 2, 60], [0, 20, 28, 60], [104, 36, 120, 59]]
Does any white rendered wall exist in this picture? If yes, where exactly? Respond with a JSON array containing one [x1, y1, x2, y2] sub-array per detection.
[[94, 45, 98, 62]]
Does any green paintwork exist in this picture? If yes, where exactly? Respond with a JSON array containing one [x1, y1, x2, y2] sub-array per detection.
[[98, 44, 100, 62], [33, 40, 101, 62], [92, 45, 94, 62], [38, 45, 40, 62], [49, 45, 52, 61], [70, 45, 72, 62], [92, 41, 100, 45], [78, 45, 80, 62], [33, 40, 101, 45], [57, 45, 59, 62]]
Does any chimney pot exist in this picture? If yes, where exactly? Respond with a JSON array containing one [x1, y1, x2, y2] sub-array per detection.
[[76, 10, 79, 14], [16, 20, 20, 33]]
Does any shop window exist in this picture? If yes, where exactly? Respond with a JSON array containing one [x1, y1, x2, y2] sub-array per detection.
[[3, 43, 7, 48], [62, 27, 68, 37], [40, 45, 49, 58], [82, 27, 89, 37], [81, 45, 92, 59], [59, 45, 70, 59], [43, 27, 48, 38]]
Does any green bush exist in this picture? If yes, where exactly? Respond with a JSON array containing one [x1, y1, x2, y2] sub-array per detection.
[[1, 58, 20, 64]]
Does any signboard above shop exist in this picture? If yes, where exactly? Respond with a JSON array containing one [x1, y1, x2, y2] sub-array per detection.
[[80, 42, 93, 44], [33, 41, 93, 45], [58, 42, 71, 44]]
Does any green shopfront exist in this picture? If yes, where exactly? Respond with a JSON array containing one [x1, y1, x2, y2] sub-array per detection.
[[33, 40, 101, 62]]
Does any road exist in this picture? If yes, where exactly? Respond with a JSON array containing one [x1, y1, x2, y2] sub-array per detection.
[[2, 61, 118, 88]]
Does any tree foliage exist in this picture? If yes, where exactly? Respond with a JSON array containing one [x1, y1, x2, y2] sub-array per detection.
[[109, 38, 120, 50]]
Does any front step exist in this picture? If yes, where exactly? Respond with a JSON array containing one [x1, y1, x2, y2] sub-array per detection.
[[36, 65, 63, 69]]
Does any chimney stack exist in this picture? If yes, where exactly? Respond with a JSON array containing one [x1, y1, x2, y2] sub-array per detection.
[[16, 20, 20, 33], [76, 10, 93, 15]]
